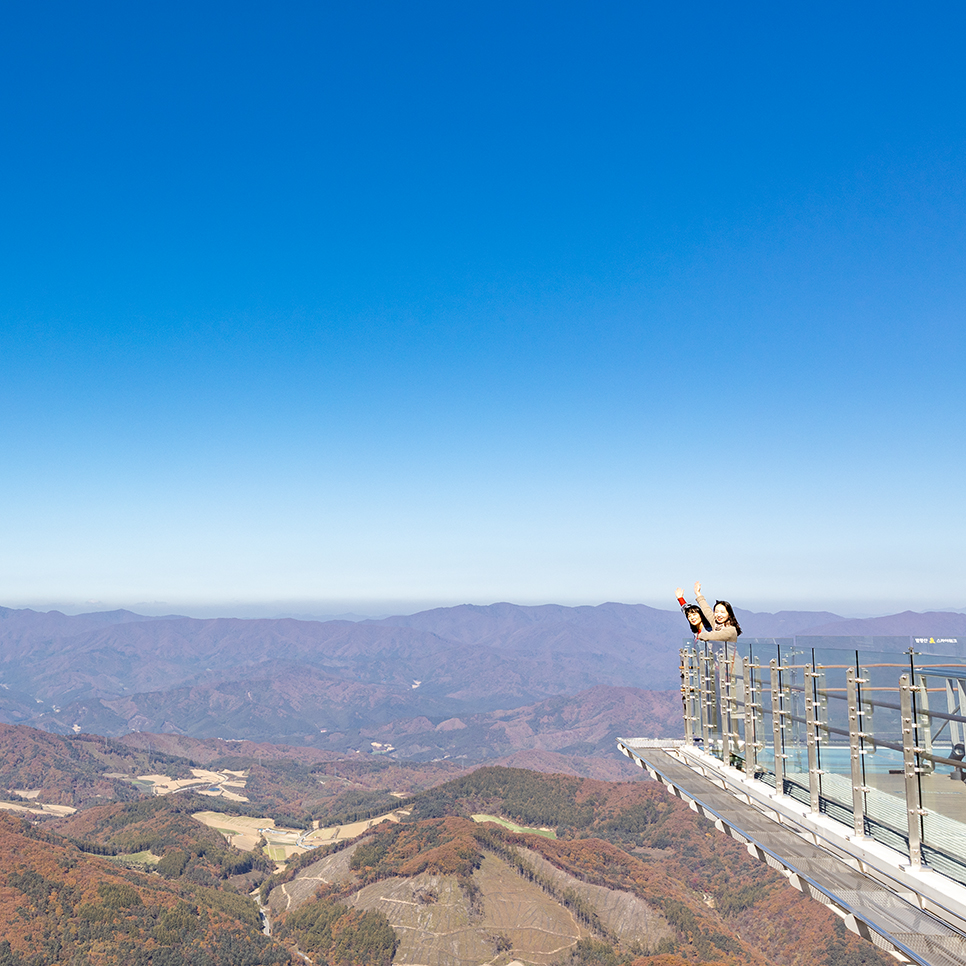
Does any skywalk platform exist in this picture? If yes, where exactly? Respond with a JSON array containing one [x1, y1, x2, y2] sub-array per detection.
[[618, 738, 966, 966]]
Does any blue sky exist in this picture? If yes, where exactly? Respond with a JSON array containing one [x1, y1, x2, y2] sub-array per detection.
[[2, 2, 964, 617]]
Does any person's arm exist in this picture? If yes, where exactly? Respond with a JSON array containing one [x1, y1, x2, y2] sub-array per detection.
[[694, 582, 714, 624], [675, 587, 687, 607]]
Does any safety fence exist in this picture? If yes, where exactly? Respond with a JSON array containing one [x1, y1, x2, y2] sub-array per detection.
[[681, 637, 966, 885]]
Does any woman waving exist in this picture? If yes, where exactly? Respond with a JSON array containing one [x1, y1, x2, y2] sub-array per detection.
[[693, 581, 742, 642]]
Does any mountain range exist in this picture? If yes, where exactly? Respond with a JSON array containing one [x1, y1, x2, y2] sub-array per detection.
[[1, 601, 963, 759]]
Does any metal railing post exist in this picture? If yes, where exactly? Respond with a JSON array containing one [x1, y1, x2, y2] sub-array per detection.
[[770, 658, 785, 792], [900, 673, 924, 867], [743, 655, 757, 777], [846, 666, 868, 838], [681, 648, 696, 744], [699, 648, 712, 750], [805, 664, 820, 813]]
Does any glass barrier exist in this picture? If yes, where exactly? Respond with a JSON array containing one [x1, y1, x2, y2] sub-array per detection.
[[697, 641, 724, 761], [673, 635, 966, 887], [747, 640, 787, 790], [721, 641, 741, 766], [813, 647, 858, 827], [853, 649, 911, 856], [729, 640, 750, 772], [777, 640, 812, 807], [680, 646, 698, 744], [911, 653, 966, 883]]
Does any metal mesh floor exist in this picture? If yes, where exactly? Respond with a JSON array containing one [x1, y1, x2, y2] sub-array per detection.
[[618, 740, 966, 966]]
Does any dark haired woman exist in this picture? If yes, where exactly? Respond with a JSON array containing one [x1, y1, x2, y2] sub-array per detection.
[[675, 587, 712, 637], [693, 580, 742, 642]]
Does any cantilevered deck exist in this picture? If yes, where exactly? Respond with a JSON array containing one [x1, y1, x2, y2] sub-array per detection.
[[618, 636, 966, 966]]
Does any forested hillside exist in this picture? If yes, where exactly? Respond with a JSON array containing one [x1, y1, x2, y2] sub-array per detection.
[[0, 724, 194, 808], [0, 813, 297, 965], [0, 727, 899, 966], [262, 766, 891, 966]]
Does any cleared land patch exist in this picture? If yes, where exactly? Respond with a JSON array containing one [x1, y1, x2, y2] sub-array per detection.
[[193, 812, 276, 852], [471, 814, 556, 838], [269, 842, 361, 915], [519, 847, 673, 948], [106, 850, 161, 867], [194, 808, 406, 860], [346, 852, 589, 966], [136, 768, 249, 801], [301, 811, 407, 848], [0, 799, 77, 817]]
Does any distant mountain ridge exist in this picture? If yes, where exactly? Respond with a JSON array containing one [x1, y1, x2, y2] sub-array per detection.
[[792, 610, 966, 637], [1, 600, 962, 751]]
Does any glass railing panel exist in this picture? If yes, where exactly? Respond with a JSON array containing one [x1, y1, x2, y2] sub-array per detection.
[[778, 641, 812, 805], [729, 640, 751, 772], [912, 652, 966, 885], [813, 647, 858, 827], [679, 644, 701, 746], [799, 635, 911, 654], [701, 641, 725, 761], [748, 640, 779, 788], [718, 641, 738, 766], [750, 640, 781, 788], [855, 650, 912, 855]]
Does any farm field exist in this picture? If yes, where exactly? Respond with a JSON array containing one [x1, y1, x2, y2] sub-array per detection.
[[471, 813, 556, 838], [0, 798, 76, 817], [137, 767, 249, 800], [193, 808, 408, 860]]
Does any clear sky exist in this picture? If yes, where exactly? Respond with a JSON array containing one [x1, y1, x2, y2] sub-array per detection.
[[2, 2, 964, 618]]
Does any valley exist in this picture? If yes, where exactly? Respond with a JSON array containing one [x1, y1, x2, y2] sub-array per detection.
[[0, 720, 897, 966], [0, 600, 951, 964]]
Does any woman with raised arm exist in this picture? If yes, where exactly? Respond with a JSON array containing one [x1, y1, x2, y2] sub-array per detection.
[[675, 587, 712, 637], [693, 580, 742, 642]]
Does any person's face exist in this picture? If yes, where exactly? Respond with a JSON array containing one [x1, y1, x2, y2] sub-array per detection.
[[714, 604, 729, 625], [687, 610, 702, 628]]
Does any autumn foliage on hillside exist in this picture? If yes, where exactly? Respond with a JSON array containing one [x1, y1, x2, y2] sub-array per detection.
[[0, 813, 297, 965], [0, 725, 899, 966], [403, 767, 892, 966], [262, 765, 893, 965], [350, 816, 483, 882], [50, 796, 272, 889], [0, 724, 192, 808], [277, 893, 398, 966]]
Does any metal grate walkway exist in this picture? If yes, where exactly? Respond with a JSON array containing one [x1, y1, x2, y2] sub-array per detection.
[[618, 740, 966, 966]]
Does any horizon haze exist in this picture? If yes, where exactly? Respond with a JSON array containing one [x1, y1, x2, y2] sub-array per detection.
[[8, 596, 966, 623], [5, 593, 966, 629]]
